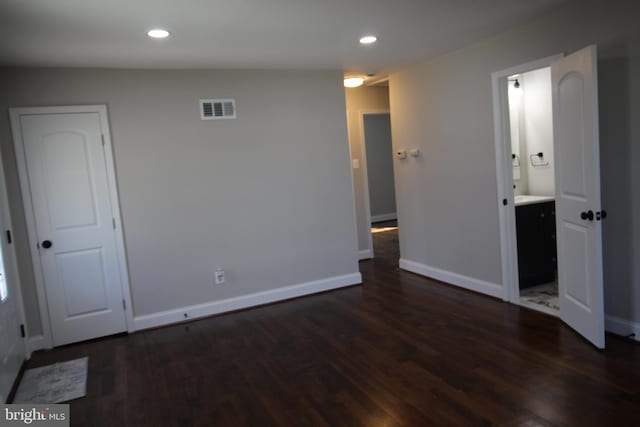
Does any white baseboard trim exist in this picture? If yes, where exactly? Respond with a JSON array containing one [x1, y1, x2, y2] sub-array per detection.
[[399, 258, 503, 299], [358, 249, 373, 260], [134, 272, 362, 331], [371, 213, 397, 223], [605, 315, 640, 341], [26, 335, 48, 358]]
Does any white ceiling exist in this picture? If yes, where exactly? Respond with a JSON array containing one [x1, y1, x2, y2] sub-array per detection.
[[0, 0, 568, 74]]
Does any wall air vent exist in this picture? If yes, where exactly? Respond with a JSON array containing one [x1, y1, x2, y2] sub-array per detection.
[[200, 99, 236, 120]]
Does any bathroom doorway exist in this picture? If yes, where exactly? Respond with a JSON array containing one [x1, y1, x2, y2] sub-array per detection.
[[506, 67, 559, 316], [492, 46, 606, 348]]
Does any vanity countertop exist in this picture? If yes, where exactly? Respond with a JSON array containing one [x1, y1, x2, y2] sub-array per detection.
[[514, 195, 555, 207]]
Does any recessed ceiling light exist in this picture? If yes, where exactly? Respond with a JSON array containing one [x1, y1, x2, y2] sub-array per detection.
[[359, 35, 377, 45], [147, 29, 170, 39], [344, 77, 365, 88]]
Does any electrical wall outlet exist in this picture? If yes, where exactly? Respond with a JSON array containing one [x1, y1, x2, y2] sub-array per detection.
[[214, 268, 225, 285]]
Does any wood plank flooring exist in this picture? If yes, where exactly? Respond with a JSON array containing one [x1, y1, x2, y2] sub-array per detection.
[[25, 225, 640, 426]]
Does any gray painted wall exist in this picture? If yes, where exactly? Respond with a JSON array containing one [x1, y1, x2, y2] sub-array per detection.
[[363, 114, 396, 220], [389, 0, 640, 324], [344, 86, 390, 253], [0, 68, 359, 334]]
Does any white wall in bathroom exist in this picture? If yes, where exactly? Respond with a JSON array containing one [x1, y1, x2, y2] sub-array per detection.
[[522, 67, 555, 196], [508, 79, 529, 195]]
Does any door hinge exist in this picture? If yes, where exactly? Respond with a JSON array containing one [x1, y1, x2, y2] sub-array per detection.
[[122, 299, 126, 310], [112, 218, 116, 229], [101, 134, 105, 146], [6, 229, 11, 244], [20, 324, 25, 338]]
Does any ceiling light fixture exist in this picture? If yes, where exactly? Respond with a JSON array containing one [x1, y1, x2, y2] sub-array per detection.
[[514, 79, 520, 89], [359, 35, 377, 45], [344, 77, 365, 88], [147, 29, 170, 39]]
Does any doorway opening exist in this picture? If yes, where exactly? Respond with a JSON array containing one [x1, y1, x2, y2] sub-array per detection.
[[345, 79, 400, 263], [506, 68, 559, 316], [362, 111, 399, 262], [493, 54, 563, 318], [493, 46, 606, 349]]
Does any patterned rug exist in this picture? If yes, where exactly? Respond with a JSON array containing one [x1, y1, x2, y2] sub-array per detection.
[[13, 357, 88, 403], [520, 282, 559, 311]]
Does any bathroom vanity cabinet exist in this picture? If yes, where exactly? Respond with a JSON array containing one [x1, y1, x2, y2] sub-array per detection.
[[515, 200, 557, 288]]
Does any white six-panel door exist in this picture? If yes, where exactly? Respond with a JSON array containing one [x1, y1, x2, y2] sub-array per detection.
[[551, 45, 605, 348], [12, 108, 129, 347]]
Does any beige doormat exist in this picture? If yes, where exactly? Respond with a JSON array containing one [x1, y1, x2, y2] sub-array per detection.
[[13, 357, 88, 403]]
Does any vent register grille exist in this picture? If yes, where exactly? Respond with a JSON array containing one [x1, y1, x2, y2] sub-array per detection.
[[200, 99, 236, 120]]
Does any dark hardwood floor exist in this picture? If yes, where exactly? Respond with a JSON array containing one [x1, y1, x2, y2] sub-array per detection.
[[26, 225, 640, 426]]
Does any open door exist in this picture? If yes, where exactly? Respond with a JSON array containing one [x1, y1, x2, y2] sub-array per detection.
[[0, 151, 26, 402], [551, 45, 605, 348]]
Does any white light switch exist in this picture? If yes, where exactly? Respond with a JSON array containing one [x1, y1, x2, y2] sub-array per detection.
[[409, 148, 421, 157], [352, 159, 360, 169], [215, 268, 225, 285]]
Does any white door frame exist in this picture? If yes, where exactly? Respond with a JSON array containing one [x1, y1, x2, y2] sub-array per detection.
[[360, 109, 394, 257], [0, 148, 29, 359], [491, 54, 563, 304], [9, 105, 135, 349]]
